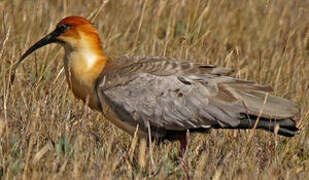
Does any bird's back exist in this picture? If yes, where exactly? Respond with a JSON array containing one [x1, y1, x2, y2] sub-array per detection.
[[96, 56, 298, 139]]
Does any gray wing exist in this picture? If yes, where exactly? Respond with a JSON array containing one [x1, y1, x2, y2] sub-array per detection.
[[97, 56, 298, 136]]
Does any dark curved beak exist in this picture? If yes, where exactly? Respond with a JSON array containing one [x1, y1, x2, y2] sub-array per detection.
[[10, 29, 63, 84]]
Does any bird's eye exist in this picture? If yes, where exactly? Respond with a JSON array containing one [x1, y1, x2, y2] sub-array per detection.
[[57, 24, 70, 33]]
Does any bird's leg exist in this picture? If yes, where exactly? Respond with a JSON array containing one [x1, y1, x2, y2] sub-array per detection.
[[178, 130, 191, 180], [179, 136, 187, 157], [179, 130, 190, 157]]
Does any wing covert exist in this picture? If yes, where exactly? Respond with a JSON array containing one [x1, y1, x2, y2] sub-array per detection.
[[95, 56, 298, 138], [97, 72, 244, 135]]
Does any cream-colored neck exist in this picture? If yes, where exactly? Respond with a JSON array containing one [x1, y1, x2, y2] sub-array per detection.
[[63, 42, 107, 110]]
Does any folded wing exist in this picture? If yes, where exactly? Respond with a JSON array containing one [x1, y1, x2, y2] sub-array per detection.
[[97, 56, 298, 138]]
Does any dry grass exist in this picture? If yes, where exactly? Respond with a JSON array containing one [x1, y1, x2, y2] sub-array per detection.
[[0, 0, 308, 179]]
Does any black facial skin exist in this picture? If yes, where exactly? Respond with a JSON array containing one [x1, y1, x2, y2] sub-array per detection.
[[10, 24, 71, 84], [53, 24, 71, 40]]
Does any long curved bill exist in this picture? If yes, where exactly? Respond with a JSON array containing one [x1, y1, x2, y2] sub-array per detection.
[[10, 30, 62, 84]]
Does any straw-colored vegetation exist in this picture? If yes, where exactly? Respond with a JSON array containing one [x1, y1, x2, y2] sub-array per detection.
[[0, 0, 308, 179]]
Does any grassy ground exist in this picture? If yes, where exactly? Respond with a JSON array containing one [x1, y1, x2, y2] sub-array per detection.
[[0, 0, 308, 179]]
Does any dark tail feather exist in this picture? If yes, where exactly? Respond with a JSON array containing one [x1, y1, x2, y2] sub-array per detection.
[[214, 114, 298, 137]]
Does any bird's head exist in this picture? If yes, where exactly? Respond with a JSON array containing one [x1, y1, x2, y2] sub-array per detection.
[[11, 16, 103, 83]]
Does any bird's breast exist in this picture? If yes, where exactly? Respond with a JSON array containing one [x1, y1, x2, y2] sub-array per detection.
[[98, 92, 148, 137], [63, 52, 102, 111]]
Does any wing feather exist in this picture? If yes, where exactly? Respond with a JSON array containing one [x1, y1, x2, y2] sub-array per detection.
[[97, 56, 298, 138]]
